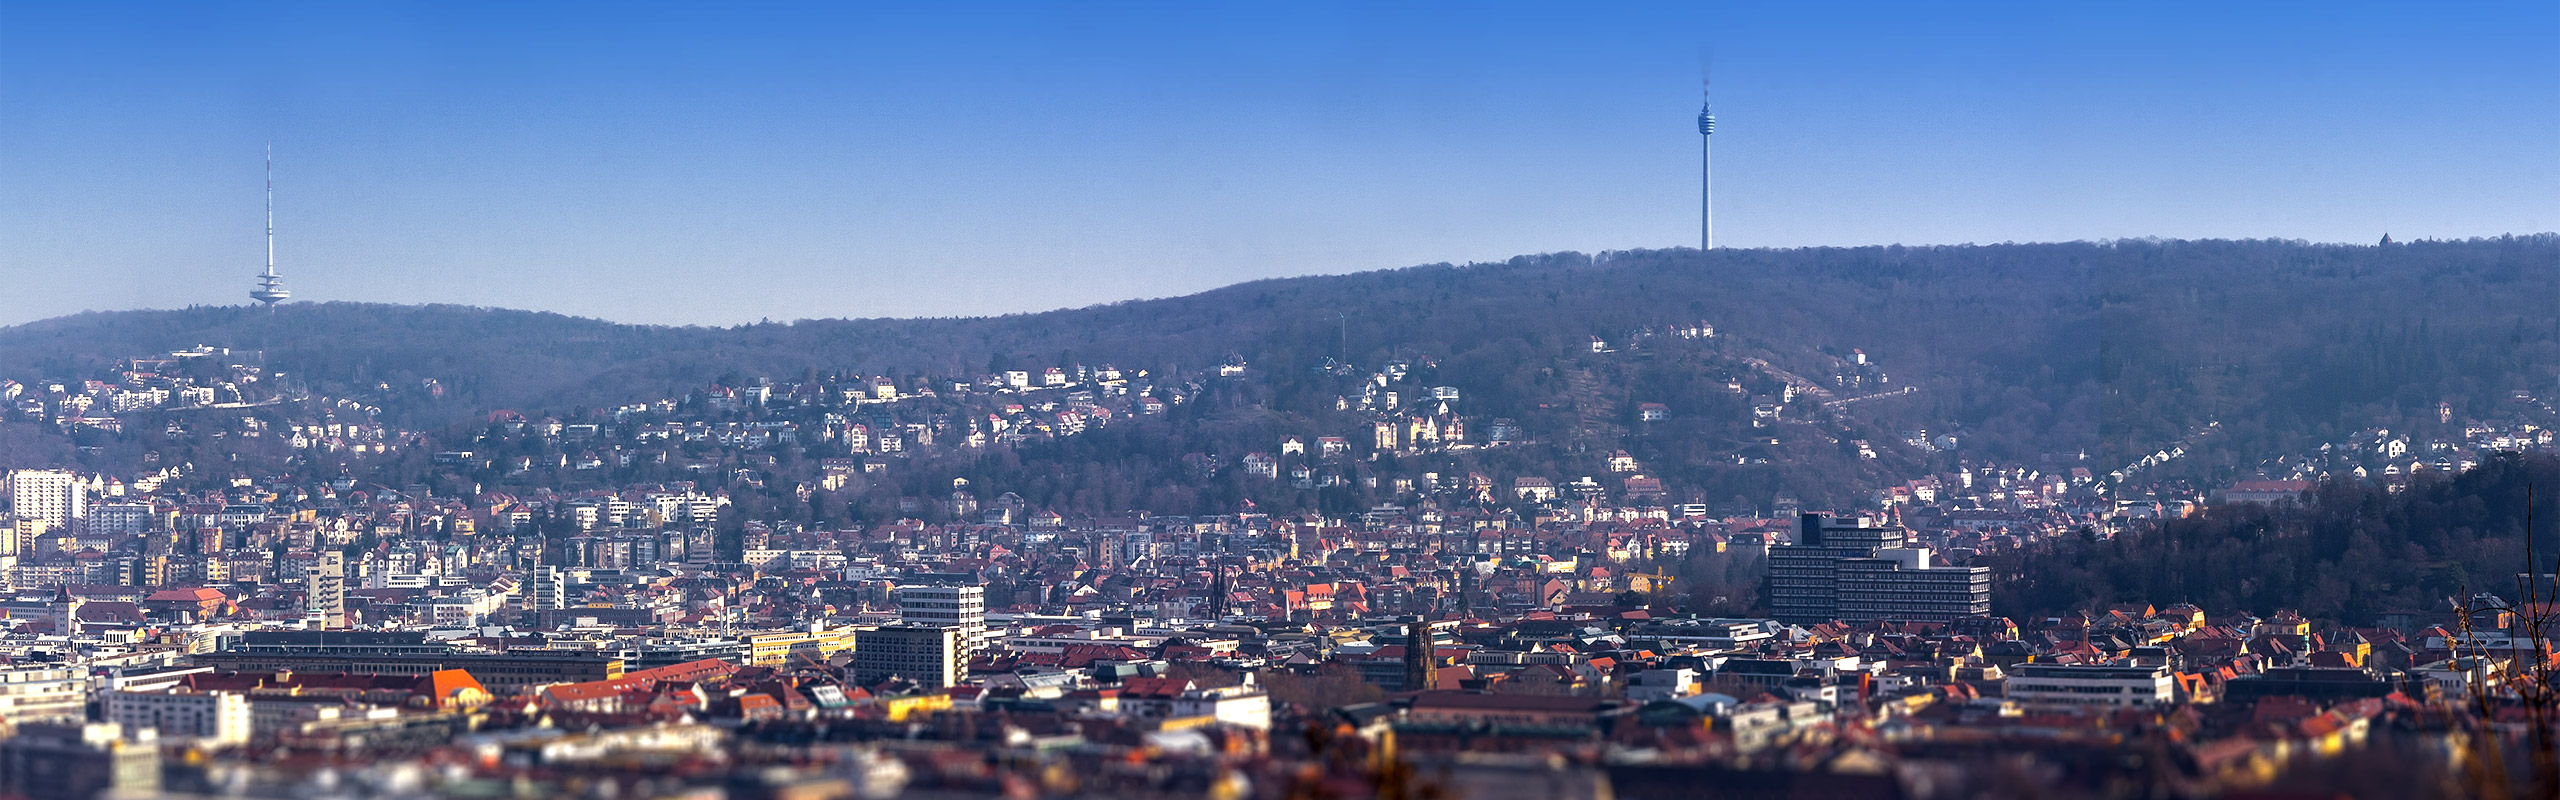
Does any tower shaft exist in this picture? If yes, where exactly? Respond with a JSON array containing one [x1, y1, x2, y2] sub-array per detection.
[[265, 145, 274, 277], [1702, 135, 1713, 251], [1697, 90, 1715, 251]]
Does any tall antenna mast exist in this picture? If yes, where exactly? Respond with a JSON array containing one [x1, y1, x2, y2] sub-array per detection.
[[266, 144, 274, 276], [1698, 79, 1715, 251], [251, 144, 292, 310]]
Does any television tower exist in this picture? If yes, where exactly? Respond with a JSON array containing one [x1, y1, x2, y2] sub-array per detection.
[[251, 144, 292, 310], [1698, 82, 1715, 250]]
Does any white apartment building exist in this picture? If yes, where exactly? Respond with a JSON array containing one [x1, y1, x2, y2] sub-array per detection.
[[0, 665, 90, 725], [523, 565, 565, 611], [104, 689, 251, 747], [86, 502, 156, 538], [5, 470, 83, 528], [6, 470, 83, 552], [1120, 675, 1273, 731], [304, 551, 346, 629], [2003, 662, 2175, 707], [1171, 678, 1273, 730], [428, 590, 508, 627], [895, 583, 986, 658], [1000, 626, 1166, 655]]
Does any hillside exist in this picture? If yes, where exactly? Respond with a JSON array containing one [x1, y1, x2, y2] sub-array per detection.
[[0, 236, 2552, 512]]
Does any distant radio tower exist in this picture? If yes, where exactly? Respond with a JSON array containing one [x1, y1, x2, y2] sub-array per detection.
[[1698, 82, 1715, 251], [251, 144, 292, 310]]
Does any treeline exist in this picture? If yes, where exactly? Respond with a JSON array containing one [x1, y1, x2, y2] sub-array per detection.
[[1989, 453, 2560, 624]]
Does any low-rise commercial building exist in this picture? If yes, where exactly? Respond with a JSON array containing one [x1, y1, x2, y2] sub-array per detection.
[[2004, 662, 2176, 707], [0, 665, 89, 725]]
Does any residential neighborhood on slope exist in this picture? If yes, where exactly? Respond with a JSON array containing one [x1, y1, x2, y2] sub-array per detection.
[[0, 338, 2555, 800]]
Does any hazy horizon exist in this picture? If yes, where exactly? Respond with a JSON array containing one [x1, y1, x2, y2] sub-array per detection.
[[5, 2, 2555, 328]]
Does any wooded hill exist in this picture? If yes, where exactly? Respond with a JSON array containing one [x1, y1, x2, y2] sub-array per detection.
[[1989, 452, 2560, 624], [0, 235, 2551, 504]]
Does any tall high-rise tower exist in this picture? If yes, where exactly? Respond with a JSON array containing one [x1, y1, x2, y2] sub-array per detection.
[[8, 469, 85, 556], [305, 550, 346, 629], [251, 145, 292, 310], [1698, 84, 1716, 250]]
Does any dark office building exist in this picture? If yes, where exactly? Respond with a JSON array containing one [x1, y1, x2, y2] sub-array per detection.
[[1767, 513, 1989, 625], [2222, 667, 2399, 703], [197, 631, 622, 688], [0, 722, 160, 800]]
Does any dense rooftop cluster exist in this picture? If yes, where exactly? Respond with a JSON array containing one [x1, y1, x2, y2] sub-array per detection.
[[1, 446, 2557, 799]]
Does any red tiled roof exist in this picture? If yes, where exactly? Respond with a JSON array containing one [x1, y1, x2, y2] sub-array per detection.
[[1118, 677, 1194, 699], [145, 588, 227, 604]]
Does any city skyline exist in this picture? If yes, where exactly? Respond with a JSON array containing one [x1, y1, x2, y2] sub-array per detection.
[[5, 5, 2560, 797], [2, 2, 2554, 329]]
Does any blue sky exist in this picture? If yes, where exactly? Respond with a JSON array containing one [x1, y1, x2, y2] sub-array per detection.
[[3, 2, 2554, 327]]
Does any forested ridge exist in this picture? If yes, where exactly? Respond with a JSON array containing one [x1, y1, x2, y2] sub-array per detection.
[[0, 235, 2551, 495]]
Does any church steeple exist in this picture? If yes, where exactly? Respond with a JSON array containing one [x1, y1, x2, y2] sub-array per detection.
[[1207, 563, 1227, 621]]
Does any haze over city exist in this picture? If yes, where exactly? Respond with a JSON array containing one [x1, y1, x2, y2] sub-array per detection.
[[3, 1, 2554, 327]]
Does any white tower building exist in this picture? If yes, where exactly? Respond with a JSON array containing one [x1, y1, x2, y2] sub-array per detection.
[[8, 469, 84, 554], [304, 551, 346, 630]]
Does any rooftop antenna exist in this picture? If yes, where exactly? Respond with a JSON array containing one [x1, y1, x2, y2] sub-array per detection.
[[251, 144, 292, 311]]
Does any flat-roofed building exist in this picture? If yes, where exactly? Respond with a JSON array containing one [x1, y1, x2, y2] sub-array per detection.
[[1626, 618, 1778, 650], [104, 688, 252, 747], [5, 470, 82, 528], [197, 631, 620, 688], [522, 564, 565, 611], [86, 502, 156, 538], [1001, 626, 1165, 655], [2004, 662, 2175, 707], [744, 627, 860, 668], [1402, 691, 1626, 727], [853, 624, 961, 690], [0, 665, 89, 725], [6, 469, 82, 555], [2222, 667, 2396, 703], [0, 722, 159, 800], [896, 582, 986, 659], [1767, 513, 1988, 624], [2223, 480, 2315, 505], [304, 550, 345, 629]]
